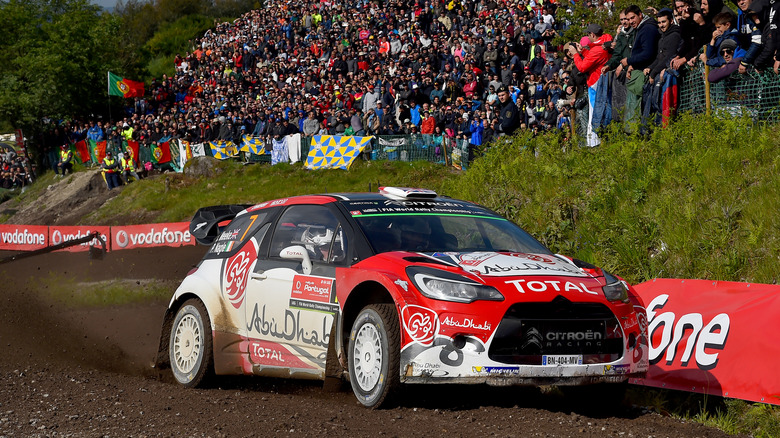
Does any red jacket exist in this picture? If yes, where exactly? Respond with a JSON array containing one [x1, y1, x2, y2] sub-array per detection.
[[572, 34, 613, 87]]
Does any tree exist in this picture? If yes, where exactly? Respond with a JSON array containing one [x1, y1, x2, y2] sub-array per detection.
[[0, 0, 125, 148]]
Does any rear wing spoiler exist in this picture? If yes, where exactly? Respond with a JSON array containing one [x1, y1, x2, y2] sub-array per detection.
[[189, 204, 253, 245]]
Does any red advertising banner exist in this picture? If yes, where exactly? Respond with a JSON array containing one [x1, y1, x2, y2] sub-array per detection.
[[0, 224, 48, 251], [630, 279, 780, 405], [49, 226, 110, 253], [111, 222, 194, 250]]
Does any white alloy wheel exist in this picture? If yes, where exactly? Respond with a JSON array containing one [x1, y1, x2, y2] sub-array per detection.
[[173, 313, 202, 374], [347, 304, 400, 408], [353, 322, 383, 391], [169, 299, 213, 387]]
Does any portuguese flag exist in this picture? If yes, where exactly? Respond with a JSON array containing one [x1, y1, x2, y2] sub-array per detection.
[[152, 141, 171, 164], [73, 140, 91, 164], [108, 72, 144, 98]]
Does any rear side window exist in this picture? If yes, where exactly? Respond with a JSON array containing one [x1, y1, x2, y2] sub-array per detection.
[[204, 212, 268, 259]]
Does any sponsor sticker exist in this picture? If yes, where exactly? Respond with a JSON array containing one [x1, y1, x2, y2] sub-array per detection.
[[401, 305, 439, 346], [223, 239, 258, 309], [472, 366, 520, 375], [248, 339, 315, 369], [289, 275, 337, 313]]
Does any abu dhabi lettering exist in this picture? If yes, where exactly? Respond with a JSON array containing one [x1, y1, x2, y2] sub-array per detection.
[[247, 304, 330, 348]]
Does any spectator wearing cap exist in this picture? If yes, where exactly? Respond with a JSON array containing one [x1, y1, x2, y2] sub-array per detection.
[[101, 150, 121, 190], [496, 85, 520, 135], [708, 38, 744, 81], [57, 145, 73, 177], [568, 23, 612, 147]]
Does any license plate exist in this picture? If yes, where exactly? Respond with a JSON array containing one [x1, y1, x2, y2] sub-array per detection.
[[542, 355, 582, 366]]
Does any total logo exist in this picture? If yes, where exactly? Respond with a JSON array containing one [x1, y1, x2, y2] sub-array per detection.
[[504, 279, 600, 295]]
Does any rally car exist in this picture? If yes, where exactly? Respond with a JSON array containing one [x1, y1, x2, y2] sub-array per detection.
[[156, 187, 648, 408]]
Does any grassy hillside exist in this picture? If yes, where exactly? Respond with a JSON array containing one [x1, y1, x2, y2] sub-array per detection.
[[443, 114, 780, 285], [82, 159, 457, 225]]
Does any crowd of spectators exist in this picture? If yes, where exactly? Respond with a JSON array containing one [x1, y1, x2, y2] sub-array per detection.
[[39, 0, 780, 169], [1, 146, 30, 190]]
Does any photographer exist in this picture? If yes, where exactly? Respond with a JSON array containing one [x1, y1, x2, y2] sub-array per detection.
[[567, 23, 613, 147]]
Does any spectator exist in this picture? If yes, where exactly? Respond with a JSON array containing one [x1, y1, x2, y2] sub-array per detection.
[[644, 9, 682, 83], [57, 145, 73, 177], [708, 39, 744, 81], [101, 150, 121, 190], [569, 23, 613, 147], [704, 12, 744, 68]]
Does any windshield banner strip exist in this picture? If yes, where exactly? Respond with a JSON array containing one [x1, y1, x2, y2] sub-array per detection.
[[352, 213, 506, 220]]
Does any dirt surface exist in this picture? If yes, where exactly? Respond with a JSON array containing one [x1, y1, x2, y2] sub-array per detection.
[[0, 246, 743, 437], [0, 171, 120, 226]]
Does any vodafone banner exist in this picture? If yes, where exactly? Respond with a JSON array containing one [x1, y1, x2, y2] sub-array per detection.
[[49, 226, 110, 253], [630, 279, 780, 406], [0, 224, 48, 251], [111, 222, 194, 250]]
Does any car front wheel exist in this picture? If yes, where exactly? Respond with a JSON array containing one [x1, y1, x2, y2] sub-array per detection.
[[348, 304, 400, 408], [169, 299, 213, 387]]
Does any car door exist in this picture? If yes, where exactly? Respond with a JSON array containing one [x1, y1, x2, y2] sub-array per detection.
[[244, 204, 346, 376]]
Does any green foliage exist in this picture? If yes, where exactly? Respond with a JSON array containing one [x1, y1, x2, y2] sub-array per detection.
[[144, 15, 213, 57], [81, 159, 456, 225], [443, 114, 780, 285], [0, 0, 124, 131], [35, 274, 176, 307]]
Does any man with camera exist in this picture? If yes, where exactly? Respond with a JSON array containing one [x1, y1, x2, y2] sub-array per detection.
[[567, 24, 613, 147]]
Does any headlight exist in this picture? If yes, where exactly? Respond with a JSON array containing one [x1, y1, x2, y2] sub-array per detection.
[[406, 267, 504, 303], [602, 271, 629, 302]]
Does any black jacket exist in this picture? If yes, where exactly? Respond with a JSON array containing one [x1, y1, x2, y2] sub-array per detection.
[[648, 24, 682, 78]]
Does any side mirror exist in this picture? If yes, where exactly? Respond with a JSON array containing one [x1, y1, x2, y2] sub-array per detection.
[[280, 245, 312, 275]]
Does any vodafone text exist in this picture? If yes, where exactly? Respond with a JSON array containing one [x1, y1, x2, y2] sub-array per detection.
[[504, 279, 600, 295], [1, 229, 46, 245], [646, 294, 730, 370], [115, 227, 191, 248]]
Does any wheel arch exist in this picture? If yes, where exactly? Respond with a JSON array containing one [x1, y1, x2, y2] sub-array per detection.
[[154, 291, 208, 369], [341, 280, 398, 348]]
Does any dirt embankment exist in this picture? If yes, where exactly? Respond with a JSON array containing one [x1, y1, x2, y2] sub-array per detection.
[[0, 171, 120, 226]]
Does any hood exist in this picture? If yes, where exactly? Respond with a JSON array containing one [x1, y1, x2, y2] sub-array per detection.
[[662, 24, 682, 37], [420, 251, 590, 278]]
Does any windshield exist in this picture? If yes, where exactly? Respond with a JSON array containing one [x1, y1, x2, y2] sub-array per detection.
[[354, 213, 552, 255]]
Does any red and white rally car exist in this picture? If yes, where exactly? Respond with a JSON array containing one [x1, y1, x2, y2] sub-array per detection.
[[156, 187, 648, 408]]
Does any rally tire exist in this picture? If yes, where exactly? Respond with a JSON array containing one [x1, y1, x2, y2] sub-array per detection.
[[347, 304, 401, 409], [169, 299, 214, 388], [323, 319, 344, 392]]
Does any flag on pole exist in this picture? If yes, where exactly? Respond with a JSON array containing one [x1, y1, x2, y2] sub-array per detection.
[[108, 72, 144, 98]]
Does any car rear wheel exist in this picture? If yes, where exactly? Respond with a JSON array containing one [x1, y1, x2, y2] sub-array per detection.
[[348, 304, 400, 408], [169, 299, 213, 387]]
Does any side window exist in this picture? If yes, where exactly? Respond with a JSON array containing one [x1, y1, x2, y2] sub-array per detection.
[[269, 205, 344, 263]]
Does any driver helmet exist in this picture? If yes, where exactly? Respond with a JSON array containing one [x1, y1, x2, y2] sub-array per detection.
[[302, 226, 335, 259]]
